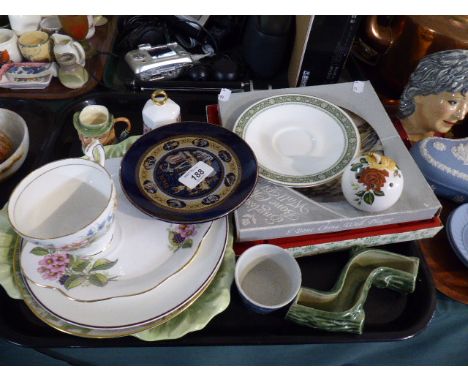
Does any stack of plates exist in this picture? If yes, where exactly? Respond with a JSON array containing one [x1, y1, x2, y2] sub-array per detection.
[[15, 158, 229, 338], [15, 122, 258, 338], [446, 203, 468, 268]]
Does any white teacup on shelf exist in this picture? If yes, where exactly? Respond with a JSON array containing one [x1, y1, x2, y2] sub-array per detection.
[[8, 15, 41, 36], [39, 16, 62, 35], [8, 141, 117, 257], [0, 28, 22, 62]]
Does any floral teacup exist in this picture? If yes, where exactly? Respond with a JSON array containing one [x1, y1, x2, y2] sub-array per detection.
[[8, 141, 117, 257]]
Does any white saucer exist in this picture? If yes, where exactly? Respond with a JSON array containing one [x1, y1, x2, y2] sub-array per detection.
[[233, 94, 360, 187], [20, 158, 212, 302]]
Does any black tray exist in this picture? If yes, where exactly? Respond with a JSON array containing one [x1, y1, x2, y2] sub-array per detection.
[[0, 240, 436, 347], [0, 99, 59, 207], [0, 91, 436, 347]]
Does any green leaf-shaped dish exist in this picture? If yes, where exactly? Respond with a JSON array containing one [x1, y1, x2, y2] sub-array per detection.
[[285, 249, 419, 334]]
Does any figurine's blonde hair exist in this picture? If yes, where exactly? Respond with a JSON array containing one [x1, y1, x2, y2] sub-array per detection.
[[399, 49, 468, 118]]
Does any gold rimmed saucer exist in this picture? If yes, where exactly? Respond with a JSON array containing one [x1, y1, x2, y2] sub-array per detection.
[[13, 216, 229, 338]]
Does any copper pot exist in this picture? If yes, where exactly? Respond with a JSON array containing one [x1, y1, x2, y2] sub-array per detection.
[[353, 16, 468, 103]]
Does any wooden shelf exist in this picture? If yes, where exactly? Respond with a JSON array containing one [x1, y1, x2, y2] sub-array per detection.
[[0, 16, 117, 100]]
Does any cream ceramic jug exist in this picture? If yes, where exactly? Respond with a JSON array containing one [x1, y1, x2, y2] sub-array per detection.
[[51, 33, 86, 66]]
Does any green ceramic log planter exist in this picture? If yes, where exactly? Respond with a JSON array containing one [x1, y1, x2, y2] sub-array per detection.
[[285, 249, 419, 334]]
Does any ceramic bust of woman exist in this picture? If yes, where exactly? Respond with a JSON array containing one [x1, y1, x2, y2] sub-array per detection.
[[398, 49, 468, 145]]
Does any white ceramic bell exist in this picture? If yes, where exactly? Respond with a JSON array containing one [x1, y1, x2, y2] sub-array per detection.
[[341, 152, 404, 212], [142, 89, 181, 134]]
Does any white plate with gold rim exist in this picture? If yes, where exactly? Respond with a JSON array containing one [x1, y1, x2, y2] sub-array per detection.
[[20, 158, 212, 303], [233, 94, 360, 187], [17, 207, 228, 334]]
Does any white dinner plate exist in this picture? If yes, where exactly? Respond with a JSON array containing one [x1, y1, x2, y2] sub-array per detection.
[[15, 160, 228, 336], [17, 215, 227, 336], [233, 94, 360, 187], [20, 158, 212, 302]]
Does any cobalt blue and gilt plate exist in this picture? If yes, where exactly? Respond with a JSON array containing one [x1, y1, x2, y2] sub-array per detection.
[[120, 122, 258, 223]]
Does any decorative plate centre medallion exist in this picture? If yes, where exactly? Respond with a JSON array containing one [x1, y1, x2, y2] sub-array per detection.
[[137, 136, 240, 212]]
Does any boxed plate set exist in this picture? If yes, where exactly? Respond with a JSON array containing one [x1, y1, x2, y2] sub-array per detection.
[[218, 81, 442, 254]]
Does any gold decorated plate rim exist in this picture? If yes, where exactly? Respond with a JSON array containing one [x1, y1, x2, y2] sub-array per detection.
[[13, 218, 229, 337]]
